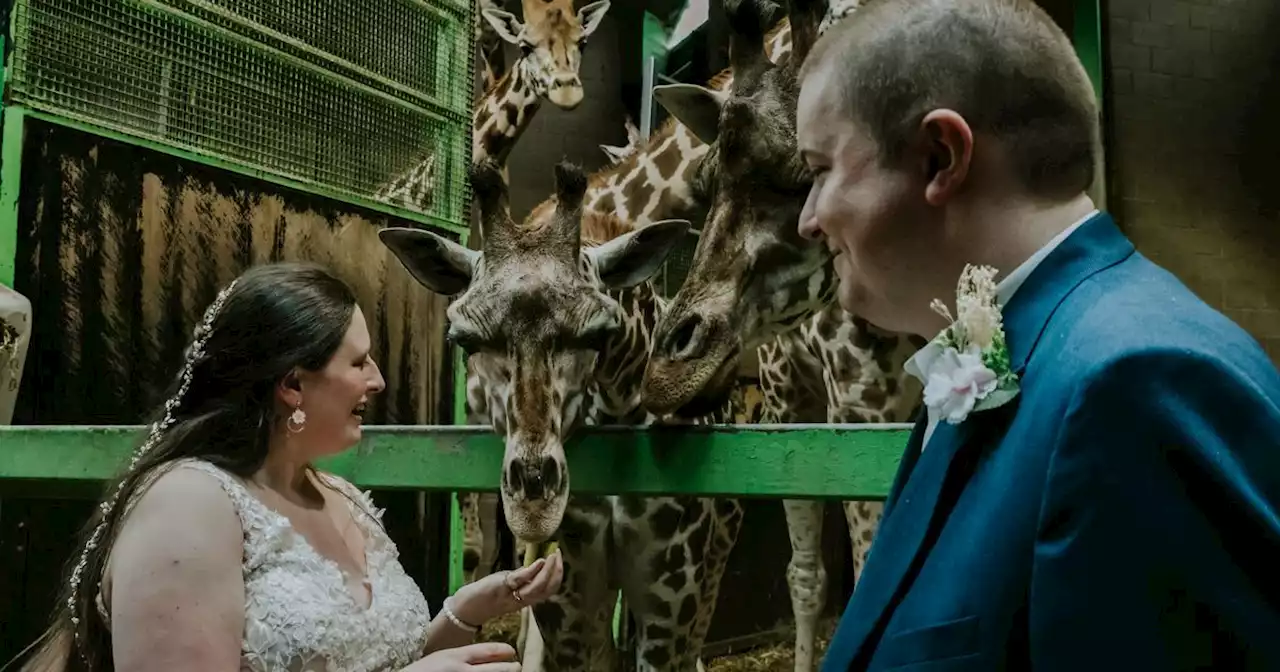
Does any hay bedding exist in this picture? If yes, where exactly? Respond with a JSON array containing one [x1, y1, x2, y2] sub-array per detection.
[[477, 612, 840, 670]]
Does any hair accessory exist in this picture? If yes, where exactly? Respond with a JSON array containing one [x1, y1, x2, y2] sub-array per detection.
[[67, 279, 238, 660]]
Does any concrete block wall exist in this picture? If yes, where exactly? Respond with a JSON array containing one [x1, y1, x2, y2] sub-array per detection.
[[501, 12, 633, 222], [1106, 0, 1280, 364]]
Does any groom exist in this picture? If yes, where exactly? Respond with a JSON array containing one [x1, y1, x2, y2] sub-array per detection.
[[797, 0, 1280, 670]]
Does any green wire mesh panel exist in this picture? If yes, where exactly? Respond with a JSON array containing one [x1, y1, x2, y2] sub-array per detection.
[[8, 0, 474, 230]]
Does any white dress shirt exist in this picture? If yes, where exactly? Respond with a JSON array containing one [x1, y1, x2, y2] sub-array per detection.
[[904, 209, 1100, 452]]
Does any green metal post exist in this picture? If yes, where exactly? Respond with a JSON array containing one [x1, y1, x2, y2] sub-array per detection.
[[448, 227, 471, 595], [1073, 0, 1107, 210], [0, 105, 25, 289]]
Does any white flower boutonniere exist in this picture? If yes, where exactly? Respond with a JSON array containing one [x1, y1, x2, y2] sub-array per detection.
[[920, 264, 1020, 425]]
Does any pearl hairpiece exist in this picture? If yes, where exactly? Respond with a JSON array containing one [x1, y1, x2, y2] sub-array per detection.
[[67, 278, 238, 661]]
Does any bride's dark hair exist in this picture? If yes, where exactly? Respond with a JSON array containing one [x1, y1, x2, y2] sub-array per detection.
[[14, 261, 357, 671]]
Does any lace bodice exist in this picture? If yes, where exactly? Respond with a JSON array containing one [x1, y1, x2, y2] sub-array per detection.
[[100, 458, 432, 672]]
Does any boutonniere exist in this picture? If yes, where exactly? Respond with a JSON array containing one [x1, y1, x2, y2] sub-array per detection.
[[919, 264, 1020, 425]]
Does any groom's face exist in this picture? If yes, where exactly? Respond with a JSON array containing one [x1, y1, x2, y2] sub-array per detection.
[[796, 65, 938, 333]]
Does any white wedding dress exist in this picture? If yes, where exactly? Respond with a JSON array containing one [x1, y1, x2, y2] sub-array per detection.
[[99, 458, 432, 672]]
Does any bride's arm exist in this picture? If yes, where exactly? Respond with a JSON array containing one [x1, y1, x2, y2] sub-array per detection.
[[418, 581, 499, 654], [107, 468, 246, 671], [419, 552, 564, 656]]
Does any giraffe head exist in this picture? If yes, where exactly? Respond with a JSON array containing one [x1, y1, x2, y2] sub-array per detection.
[[641, 0, 833, 416], [482, 0, 611, 109], [381, 160, 689, 542]]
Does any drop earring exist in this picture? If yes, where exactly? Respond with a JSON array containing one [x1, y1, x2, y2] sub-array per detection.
[[287, 401, 307, 434]]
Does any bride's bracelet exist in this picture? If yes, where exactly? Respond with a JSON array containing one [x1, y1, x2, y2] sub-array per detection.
[[441, 596, 481, 634]]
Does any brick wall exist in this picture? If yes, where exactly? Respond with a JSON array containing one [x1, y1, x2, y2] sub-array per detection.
[[1106, 0, 1280, 364]]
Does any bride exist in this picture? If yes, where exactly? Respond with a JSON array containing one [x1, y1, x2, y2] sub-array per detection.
[[17, 262, 561, 672]]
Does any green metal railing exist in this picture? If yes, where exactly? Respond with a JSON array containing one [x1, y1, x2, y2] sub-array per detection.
[[0, 423, 909, 499]]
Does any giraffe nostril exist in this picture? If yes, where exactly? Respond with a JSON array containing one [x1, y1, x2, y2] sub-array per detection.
[[539, 456, 561, 494], [506, 460, 524, 494], [522, 458, 546, 501], [668, 313, 706, 360]]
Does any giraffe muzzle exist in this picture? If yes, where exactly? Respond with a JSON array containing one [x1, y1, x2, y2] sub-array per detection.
[[548, 78, 584, 109], [506, 454, 564, 502], [501, 450, 569, 543], [644, 310, 740, 416]]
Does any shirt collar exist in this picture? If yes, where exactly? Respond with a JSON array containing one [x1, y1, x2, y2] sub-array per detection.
[[904, 208, 1099, 385], [994, 208, 1099, 306]]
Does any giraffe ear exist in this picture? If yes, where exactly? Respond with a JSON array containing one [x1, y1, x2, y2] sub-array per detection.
[[587, 219, 691, 290], [653, 84, 725, 145], [578, 0, 611, 37], [379, 227, 478, 297], [600, 143, 629, 165], [482, 8, 524, 44]]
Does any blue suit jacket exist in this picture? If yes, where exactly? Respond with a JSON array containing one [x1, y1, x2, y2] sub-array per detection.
[[821, 212, 1280, 671]]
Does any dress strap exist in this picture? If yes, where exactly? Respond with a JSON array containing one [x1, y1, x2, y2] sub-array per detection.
[[317, 472, 393, 547]]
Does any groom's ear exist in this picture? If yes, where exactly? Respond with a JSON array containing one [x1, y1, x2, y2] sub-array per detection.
[[919, 110, 973, 206]]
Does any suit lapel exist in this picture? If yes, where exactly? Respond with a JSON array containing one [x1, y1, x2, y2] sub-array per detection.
[[879, 406, 928, 520], [825, 406, 996, 670]]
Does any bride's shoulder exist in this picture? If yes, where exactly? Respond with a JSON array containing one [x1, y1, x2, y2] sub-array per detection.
[[120, 461, 245, 543], [105, 461, 245, 604]]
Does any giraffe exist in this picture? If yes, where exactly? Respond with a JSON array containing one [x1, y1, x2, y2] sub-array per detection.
[[637, 0, 928, 670], [375, 0, 614, 587], [505, 0, 874, 668], [380, 158, 744, 670], [373, 0, 612, 213]]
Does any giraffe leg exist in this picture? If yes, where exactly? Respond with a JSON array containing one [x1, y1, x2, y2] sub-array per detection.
[[759, 335, 830, 672], [534, 498, 617, 672], [616, 495, 733, 671], [688, 498, 745, 670], [841, 500, 884, 583], [459, 492, 484, 583], [783, 499, 827, 672], [462, 375, 502, 584], [476, 491, 501, 580]]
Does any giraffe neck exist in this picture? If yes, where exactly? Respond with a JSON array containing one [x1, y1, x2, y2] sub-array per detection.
[[590, 283, 664, 421], [373, 51, 534, 211], [472, 58, 542, 168], [758, 2, 867, 330], [526, 20, 795, 232], [475, 15, 507, 92]]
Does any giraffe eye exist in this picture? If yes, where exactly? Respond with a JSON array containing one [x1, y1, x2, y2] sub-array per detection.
[[575, 326, 615, 352], [447, 327, 488, 355]]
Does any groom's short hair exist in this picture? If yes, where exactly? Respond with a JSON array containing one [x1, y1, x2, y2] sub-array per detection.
[[801, 0, 1100, 201]]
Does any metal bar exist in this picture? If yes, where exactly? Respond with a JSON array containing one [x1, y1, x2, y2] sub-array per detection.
[[448, 344, 469, 594], [1073, 0, 1108, 210], [16, 106, 469, 237], [1072, 0, 1104, 106], [0, 107, 25, 289], [640, 55, 655, 141], [0, 424, 909, 500]]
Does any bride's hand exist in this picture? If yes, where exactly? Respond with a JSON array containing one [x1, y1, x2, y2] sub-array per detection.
[[405, 642, 521, 671], [453, 549, 564, 624]]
